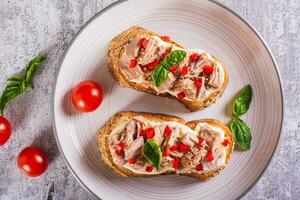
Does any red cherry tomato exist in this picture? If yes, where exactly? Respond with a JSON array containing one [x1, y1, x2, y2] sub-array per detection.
[[17, 146, 48, 177], [0, 116, 12, 146], [72, 80, 103, 112]]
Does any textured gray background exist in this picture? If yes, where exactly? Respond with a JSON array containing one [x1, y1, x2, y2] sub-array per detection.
[[0, 0, 299, 200]]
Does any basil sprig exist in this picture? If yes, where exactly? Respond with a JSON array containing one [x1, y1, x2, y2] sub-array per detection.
[[0, 55, 46, 115], [229, 84, 253, 150], [152, 50, 186, 87], [142, 140, 163, 170]]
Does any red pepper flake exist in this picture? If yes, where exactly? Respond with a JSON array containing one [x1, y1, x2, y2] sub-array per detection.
[[146, 165, 153, 172], [195, 163, 203, 171], [189, 53, 200, 62], [181, 66, 188, 76], [139, 38, 148, 48], [148, 59, 160, 71], [129, 59, 138, 68], [221, 139, 229, 147], [115, 143, 125, 155], [203, 65, 214, 75], [177, 92, 186, 100], [161, 36, 170, 42], [141, 127, 155, 139], [164, 125, 172, 137], [128, 157, 137, 164], [178, 143, 190, 152], [172, 158, 180, 169], [198, 137, 205, 146], [170, 145, 178, 151], [170, 66, 178, 73], [162, 50, 170, 58], [163, 148, 170, 157], [194, 79, 202, 88], [206, 151, 214, 161]]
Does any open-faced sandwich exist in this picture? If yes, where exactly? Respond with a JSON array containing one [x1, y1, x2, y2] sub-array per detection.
[[108, 26, 228, 111], [97, 112, 234, 180]]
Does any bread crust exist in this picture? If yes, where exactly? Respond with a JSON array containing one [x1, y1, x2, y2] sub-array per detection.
[[107, 26, 229, 111], [97, 111, 234, 180]]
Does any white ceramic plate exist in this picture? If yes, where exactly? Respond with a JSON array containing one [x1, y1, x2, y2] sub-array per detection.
[[53, 0, 283, 199]]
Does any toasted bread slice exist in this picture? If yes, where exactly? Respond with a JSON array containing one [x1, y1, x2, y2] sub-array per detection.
[[97, 112, 234, 180], [108, 26, 228, 111]]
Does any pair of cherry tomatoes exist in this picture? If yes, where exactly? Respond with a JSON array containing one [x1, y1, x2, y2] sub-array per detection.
[[1, 117, 48, 177], [15, 80, 99, 175], [0, 116, 48, 177]]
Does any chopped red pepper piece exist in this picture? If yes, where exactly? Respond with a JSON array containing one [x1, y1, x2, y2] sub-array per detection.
[[170, 145, 178, 151], [203, 65, 214, 75], [177, 92, 186, 100], [172, 158, 180, 169], [146, 165, 153, 172], [148, 59, 160, 71], [163, 148, 170, 157], [141, 127, 155, 139], [194, 79, 202, 88], [195, 163, 203, 171], [170, 66, 178, 73], [164, 125, 172, 137], [128, 157, 137, 164], [139, 38, 148, 48], [178, 143, 190, 152], [115, 143, 125, 155], [162, 50, 170, 58], [129, 59, 138, 68], [206, 150, 214, 161], [181, 66, 188, 76], [189, 53, 200, 62], [146, 128, 155, 138], [221, 139, 229, 147], [198, 137, 205, 146], [161, 36, 170, 42]]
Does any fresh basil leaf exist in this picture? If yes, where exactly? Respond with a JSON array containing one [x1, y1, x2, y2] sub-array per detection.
[[152, 50, 186, 87], [142, 140, 163, 170], [165, 50, 186, 66], [152, 61, 170, 87], [233, 84, 252, 116], [230, 117, 252, 151], [25, 55, 46, 83]]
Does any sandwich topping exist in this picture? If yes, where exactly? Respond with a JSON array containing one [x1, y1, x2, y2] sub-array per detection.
[[119, 35, 225, 101], [108, 116, 229, 175]]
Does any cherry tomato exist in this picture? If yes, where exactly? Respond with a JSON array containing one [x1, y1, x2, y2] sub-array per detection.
[[0, 116, 12, 146], [17, 146, 48, 177], [72, 80, 103, 112]]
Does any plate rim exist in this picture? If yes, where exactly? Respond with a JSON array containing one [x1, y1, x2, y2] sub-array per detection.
[[51, 0, 284, 199]]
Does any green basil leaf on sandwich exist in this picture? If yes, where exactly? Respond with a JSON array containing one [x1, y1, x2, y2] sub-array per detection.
[[142, 140, 163, 170]]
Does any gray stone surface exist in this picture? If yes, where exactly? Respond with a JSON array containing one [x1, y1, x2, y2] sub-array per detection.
[[0, 0, 299, 199]]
